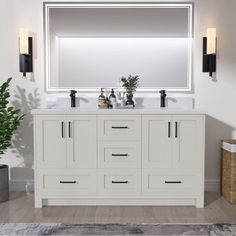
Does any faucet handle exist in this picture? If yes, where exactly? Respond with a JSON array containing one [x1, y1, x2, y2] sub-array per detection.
[[70, 90, 77, 94], [159, 90, 167, 96]]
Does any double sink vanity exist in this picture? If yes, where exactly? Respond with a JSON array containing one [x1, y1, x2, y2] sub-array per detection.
[[33, 2, 204, 208], [32, 108, 205, 208]]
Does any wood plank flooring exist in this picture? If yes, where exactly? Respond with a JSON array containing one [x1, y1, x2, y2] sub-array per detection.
[[0, 192, 235, 223]]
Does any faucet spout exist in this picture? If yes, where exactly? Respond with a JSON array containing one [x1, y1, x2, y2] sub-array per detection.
[[159, 90, 167, 108], [70, 90, 77, 108]]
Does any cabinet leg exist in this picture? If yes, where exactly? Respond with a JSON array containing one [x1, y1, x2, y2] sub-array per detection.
[[196, 197, 204, 208], [35, 197, 43, 208]]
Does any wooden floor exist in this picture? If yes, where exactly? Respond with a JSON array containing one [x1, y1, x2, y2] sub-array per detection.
[[0, 192, 235, 223]]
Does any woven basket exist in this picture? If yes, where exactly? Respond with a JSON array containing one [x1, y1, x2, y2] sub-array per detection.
[[221, 140, 236, 204]]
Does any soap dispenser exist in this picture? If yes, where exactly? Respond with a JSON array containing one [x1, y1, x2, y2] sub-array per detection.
[[98, 88, 106, 109], [109, 89, 117, 109]]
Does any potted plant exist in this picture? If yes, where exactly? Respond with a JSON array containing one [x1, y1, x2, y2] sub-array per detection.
[[0, 78, 24, 202], [121, 75, 140, 107]]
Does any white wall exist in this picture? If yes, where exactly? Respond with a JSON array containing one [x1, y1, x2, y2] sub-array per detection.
[[0, 0, 236, 191]]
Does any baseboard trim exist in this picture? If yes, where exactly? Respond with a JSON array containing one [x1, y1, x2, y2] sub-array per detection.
[[204, 179, 220, 192], [10, 180, 34, 193], [10, 179, 221, 192]]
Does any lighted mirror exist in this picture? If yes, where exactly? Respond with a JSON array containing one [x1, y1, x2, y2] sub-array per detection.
[[44, 3, 193, 92]]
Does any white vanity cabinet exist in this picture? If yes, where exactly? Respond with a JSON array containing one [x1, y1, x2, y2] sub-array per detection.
[[142, 115, 205, 207], [34, 115, 96, 169], [32, 110, 205, 208], [142, 115, 205, 169]]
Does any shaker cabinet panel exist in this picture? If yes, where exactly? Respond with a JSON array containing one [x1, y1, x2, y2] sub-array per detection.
[[35, 115, 67, 168], [142, 115, 204, 169], [67, 115, 97, 168], [142, 169, 201, 196], [142, 115, 172, 168], [98, 115, 141, 141], [172, 115, 204, 168], [98, 169, 141, 196], [37, 169, 97, 196], [98, 141, 141, 168], [35, 115, 96, 169]]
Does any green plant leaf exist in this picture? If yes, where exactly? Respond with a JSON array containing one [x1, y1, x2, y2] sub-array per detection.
[[0, 77, 24, 156]]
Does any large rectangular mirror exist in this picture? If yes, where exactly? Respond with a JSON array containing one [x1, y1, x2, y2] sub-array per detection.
[[44, 2, 193, 92]]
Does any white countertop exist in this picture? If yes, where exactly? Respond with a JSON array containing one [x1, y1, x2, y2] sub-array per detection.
[[31, 107, 207, 115]]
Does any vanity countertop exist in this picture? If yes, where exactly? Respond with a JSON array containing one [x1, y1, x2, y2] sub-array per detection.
[[31, 108, 207, 115]]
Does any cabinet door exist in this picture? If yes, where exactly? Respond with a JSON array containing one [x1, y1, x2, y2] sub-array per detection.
[[142, 115, 172, 168], [67, 115, 96, 168], [172, 115, 205, 168], [35, 115, 67, 168]]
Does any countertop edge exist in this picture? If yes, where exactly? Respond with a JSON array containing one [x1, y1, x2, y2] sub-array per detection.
[[31, 108, 207, 115]]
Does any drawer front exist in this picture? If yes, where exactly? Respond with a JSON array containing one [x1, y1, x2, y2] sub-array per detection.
[[98, 142, 141, 168], [142, 169, 202, 196], [37, 169, 96, 196], [98, 115, 141, 141], [98, 169, 141, 196]]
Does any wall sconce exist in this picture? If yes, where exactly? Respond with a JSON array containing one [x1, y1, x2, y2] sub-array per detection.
[[203, 28, 216, 77], [19, 28, 33, 78]]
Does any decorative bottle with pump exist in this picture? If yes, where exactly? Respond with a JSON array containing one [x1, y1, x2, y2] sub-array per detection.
[[109, 89, 117, 109], [98, 88, 106, 109]]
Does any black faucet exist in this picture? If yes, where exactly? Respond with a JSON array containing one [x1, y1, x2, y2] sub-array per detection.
[[159, 90, 167, 108], [70, 90, 77, 108]]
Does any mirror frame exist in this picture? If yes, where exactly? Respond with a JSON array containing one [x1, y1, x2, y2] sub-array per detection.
[[44, 2, 193, 92]]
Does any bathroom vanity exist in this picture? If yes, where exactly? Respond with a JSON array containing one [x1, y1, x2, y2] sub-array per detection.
[[32, 108, 205, 208]]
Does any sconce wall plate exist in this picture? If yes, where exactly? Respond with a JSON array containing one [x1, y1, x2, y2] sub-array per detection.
[[19, 37, 33, 77]]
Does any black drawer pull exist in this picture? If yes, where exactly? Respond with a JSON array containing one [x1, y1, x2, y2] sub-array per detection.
[[60, 181, 77, 184], [112, 154, 128, 157], [112, 126, 129, 129], [112, 181, 129, 184], [68, 121, 72, 138], [175, 122, 178, 138], [168, 121, 171, 138], [165, 181, 182, 184], [61, 122, 65, 138]]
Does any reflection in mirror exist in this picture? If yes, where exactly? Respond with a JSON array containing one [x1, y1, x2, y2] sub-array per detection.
[[45, 3, 193, 92]]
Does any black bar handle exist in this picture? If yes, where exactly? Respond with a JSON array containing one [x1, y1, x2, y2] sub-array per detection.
[[168, 121, 171, 138], [175, 122, 178, 138], [60, 181, 77, 184], [68, 121, 72, 138], [165, 181, 182, 184], [61, 122, 65, 138], [112, 181, 129, 184], [112, 154, 128, 157], [112, 126, 129, 129]]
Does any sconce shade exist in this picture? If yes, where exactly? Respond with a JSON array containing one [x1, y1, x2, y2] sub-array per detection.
[[207, 28, 216, 54], [19, 28, 29, 54]]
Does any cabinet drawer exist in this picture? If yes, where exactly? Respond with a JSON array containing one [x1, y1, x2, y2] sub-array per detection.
[[98, 142, 141, 168], [142, 169, 202, 196], [98, 115, 141, 140], [37, 169, 96, 196], [98, 169, 141, 196]]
